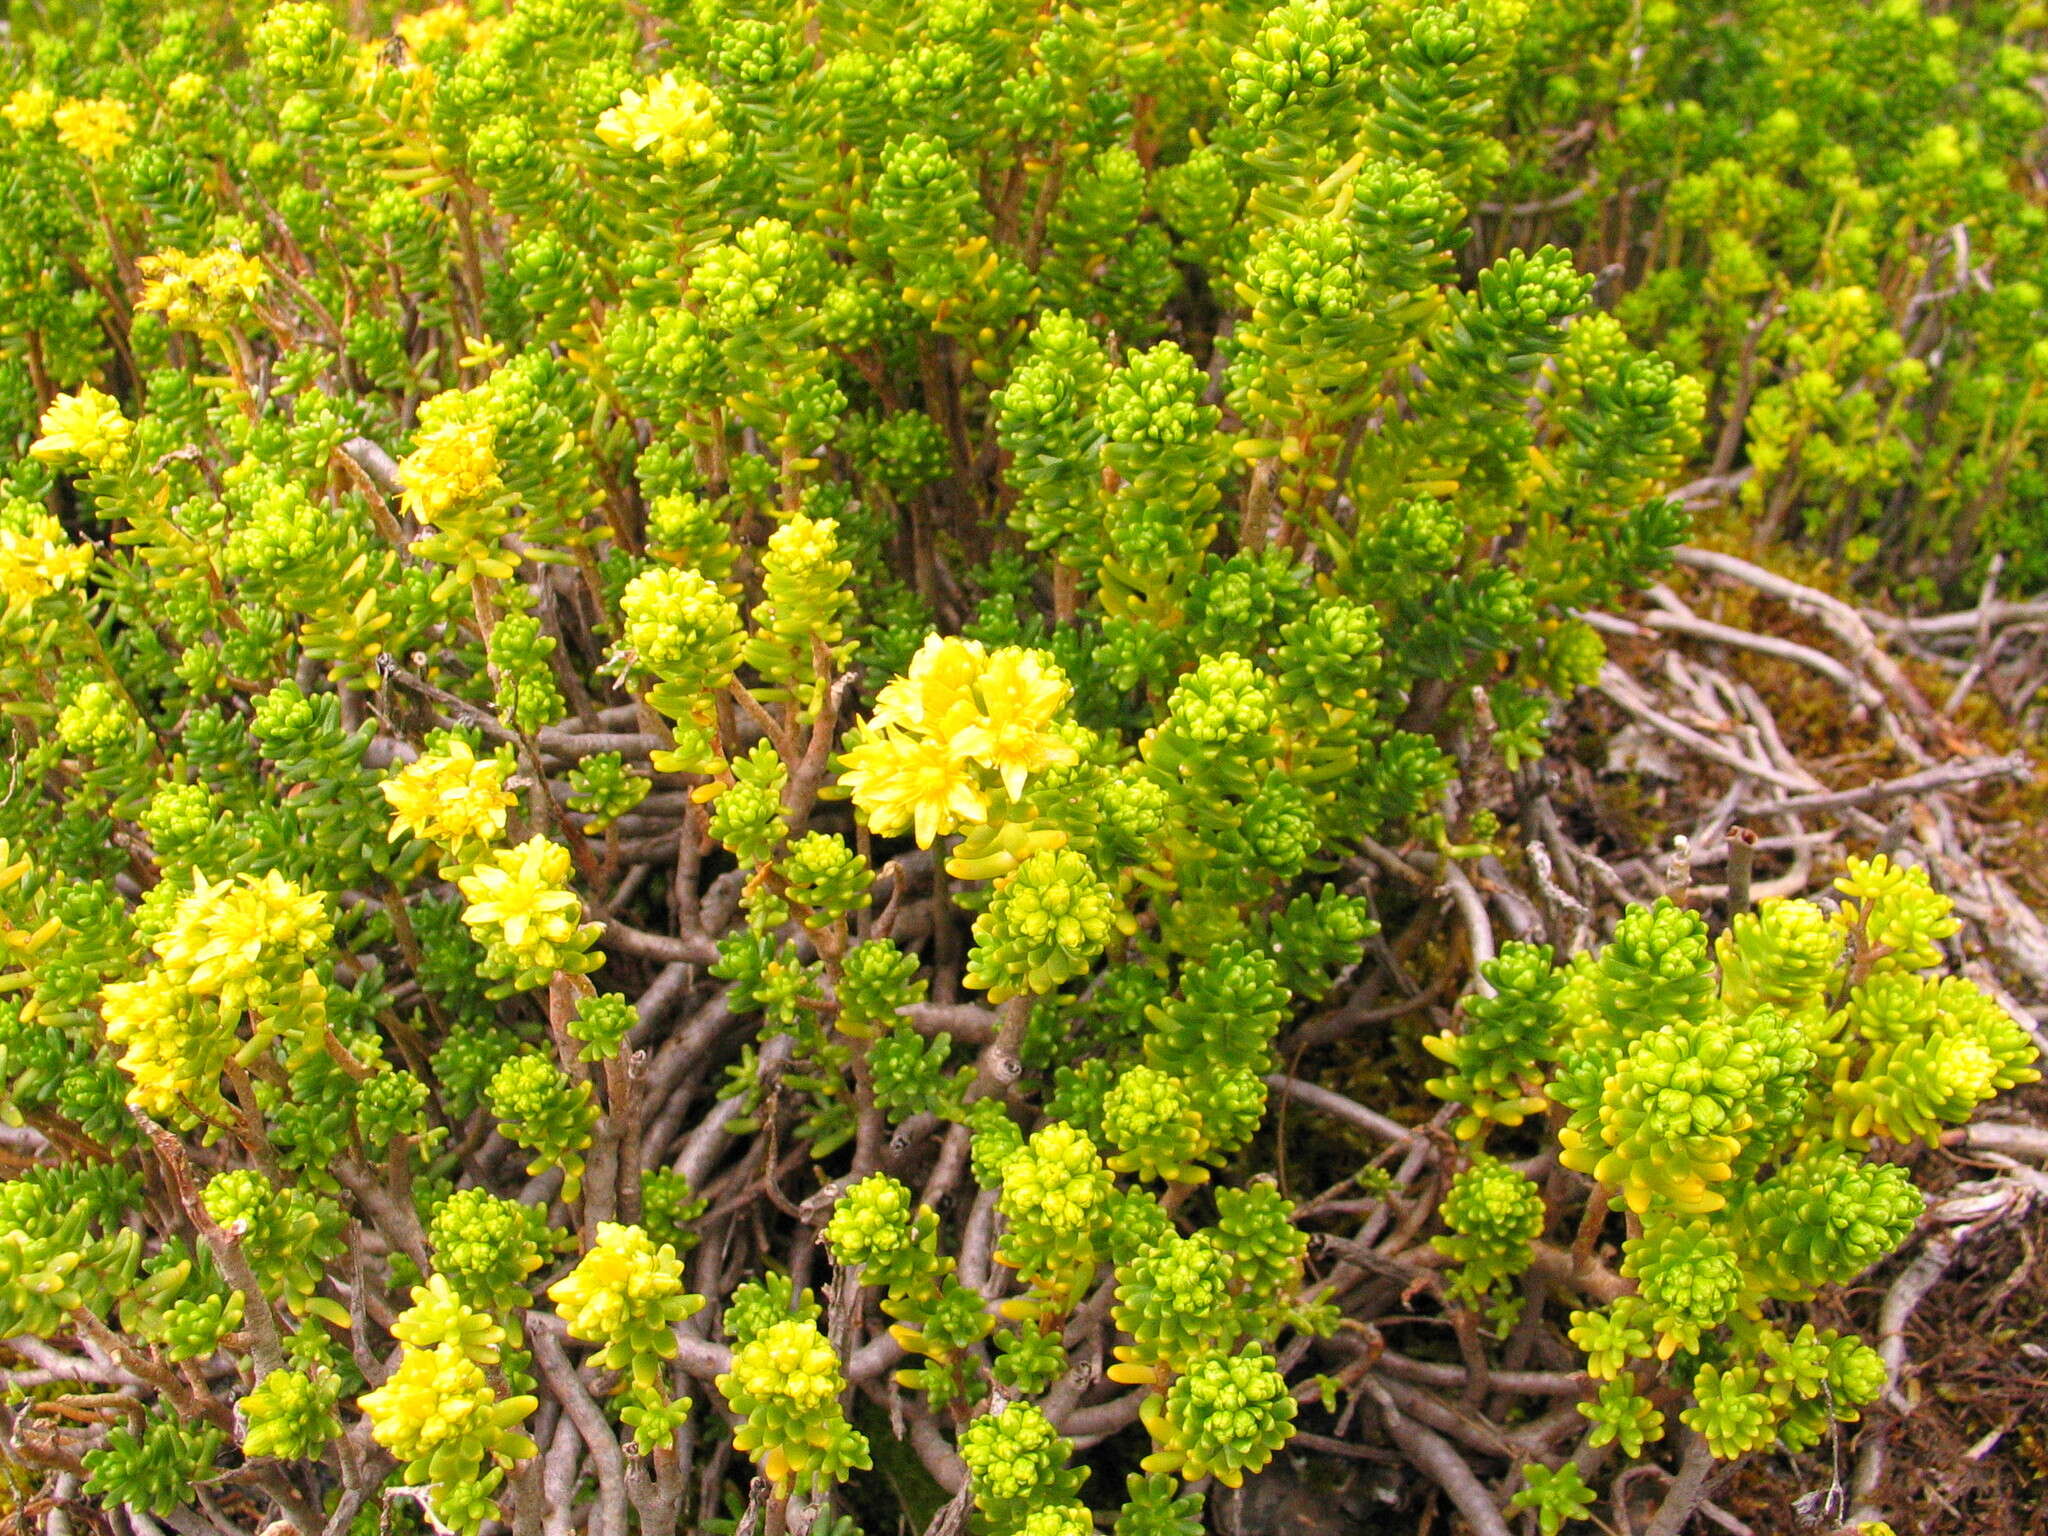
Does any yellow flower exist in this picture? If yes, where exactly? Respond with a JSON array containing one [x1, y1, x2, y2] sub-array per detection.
[[101, 872, 331, 1118], [155, 870, 333, 1012], [871, 633, 987, 738], [397, 392, 516, 592], [358, 1343, 536, 1469], [550, 1224, 650, 1334], [30, 386, 133, 468], [725, 1318, 845, 1417], [956, 647, 1078, 799], [0, 512, 93, 614], [596, 72, 730, 168], [137, 247, 268, 336], [398, 399, 503, 523], [52, 96, 135, 162], [547, 1222, 699, 1379], [2, 85, 55, 131], [390, 1274, 505, 1363], [381, 739, 517, 852], [101, 975, 220, 1118], [458, 837, 584, 955], [862, 635, 1079, 807], [977, 647, 1069, 729], [396, 1, 473, 54], [837, 729, 988, 847]]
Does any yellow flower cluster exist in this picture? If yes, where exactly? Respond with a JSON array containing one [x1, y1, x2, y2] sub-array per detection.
[[0, 512, 93, 616], [547, 1222, 701, 1385], [382, 739, 518, 855], [396, 1, 476, 54], [457, 836, 602, 992], [153, 870, 333, 1013], [1, 86, 54, 131], [359, 1345, 504, 1463], [390, 1275, 509, 1362], [727, 1319, 843, 1415], [595, 73, 730, 168], [358, 1280, 538, 1513], [100, 975, 222, 1120], [459, 837, 580, 953], [51, 95, 135, 161], [100, 871, 332, 1119], [837, 635, 1078, 847], [398, 393, 504, 524], [383, 741, 600, 992], [137, 246, 268, 337], [549, 1220, 680, 1333], [398, 390, 515, 590], [30, 386, 133, 469]]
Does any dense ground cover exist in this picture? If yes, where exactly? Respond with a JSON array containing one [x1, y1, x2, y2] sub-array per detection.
[[2, 1, 2048, 1534]]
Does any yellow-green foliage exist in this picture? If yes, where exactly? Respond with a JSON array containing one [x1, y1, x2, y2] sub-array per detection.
[[0, 0, 2040, 1531]]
